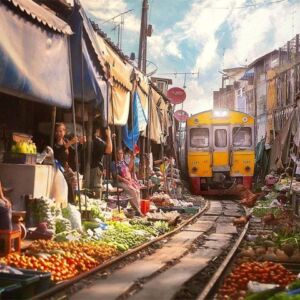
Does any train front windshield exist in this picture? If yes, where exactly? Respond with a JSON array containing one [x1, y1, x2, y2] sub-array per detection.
[[232, 127, 252, 147], [190, 128, 209, 148]]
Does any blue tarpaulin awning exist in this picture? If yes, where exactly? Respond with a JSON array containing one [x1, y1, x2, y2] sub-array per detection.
[[240, 68, 254, 81], [69, 4, 107, 112], [0, 0, 73, 108]]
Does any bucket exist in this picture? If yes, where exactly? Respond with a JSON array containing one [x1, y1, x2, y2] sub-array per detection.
[[140, 199, 150, 214]]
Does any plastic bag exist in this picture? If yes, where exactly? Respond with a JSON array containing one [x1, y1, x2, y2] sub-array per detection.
[[0, 264, 23, 275], [248, 281, 279, 293], [62, 204, 82, 231], [50, 167, 68, 209]]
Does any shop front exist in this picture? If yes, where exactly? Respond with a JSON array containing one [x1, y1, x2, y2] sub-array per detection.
[[0, 0, 73, 210]]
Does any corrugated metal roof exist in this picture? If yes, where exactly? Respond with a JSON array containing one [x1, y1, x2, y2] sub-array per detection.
[[247, 49, 278, 68], [6, 0, 72, 34]]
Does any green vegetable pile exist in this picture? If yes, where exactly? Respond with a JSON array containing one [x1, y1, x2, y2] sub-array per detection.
[[101, 222, 150, 251], [32, 197, 57, 229], [55, 217, 72, 234], [99, 220, 170, 252], [252, 207, 281, 218]]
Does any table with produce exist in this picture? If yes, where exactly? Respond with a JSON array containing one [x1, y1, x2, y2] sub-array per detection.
[[0, 192, 186, 299], [215, 174, 300, 300]]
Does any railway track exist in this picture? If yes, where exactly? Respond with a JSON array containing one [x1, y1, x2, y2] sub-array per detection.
[[31, 198, 249, 300]]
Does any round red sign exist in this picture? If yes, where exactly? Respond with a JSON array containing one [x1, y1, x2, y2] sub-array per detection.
[[167, 87, 186, 104], [174, 110, 189, 122]]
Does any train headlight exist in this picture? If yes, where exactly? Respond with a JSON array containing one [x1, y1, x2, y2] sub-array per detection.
[[192, 167, 198, 172], [245, 166, 251, 172], [213, 109, 229, 118]]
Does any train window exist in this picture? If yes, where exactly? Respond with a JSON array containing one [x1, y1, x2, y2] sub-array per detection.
[[232, 127, 252, 147], [190, 128, 209, 148], [215, 129, 227, 147]]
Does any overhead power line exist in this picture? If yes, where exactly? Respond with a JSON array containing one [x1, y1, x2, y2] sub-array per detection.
[[209, 0, 286, 10], [101, 9, 134, 25]]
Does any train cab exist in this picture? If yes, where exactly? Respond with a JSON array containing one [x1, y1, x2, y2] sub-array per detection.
[[186, 109, 255, 195]]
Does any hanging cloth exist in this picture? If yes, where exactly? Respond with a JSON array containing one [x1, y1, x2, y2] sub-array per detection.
[[136, 92, 148, 131], [122, 93, 139, 151]]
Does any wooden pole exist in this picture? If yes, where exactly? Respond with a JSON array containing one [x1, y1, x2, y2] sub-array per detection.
[[67, 29, 81, 210], [146, 88, 152, 198], [50, 106, 57, 148], [85, 104, 93, 189], [138, 0, 149, 73], [110, 86, 120, 212]]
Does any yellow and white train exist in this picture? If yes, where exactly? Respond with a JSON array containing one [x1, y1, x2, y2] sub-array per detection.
[[186, 109, 255, 195]]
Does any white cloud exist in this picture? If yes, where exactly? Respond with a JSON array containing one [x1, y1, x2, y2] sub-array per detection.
[[83, 0, 300, 115], [165, 41, 182, 59], [159, 0, 300, 113], [223, 0, 300, 68], [195, 37, 218, 71], [148, 34, 165, 59]]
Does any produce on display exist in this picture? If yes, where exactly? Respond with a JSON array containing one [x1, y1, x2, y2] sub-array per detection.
[[62, 204, 82, 231], [100, 221, 154, 251], [11, 141, 37, 154], [217, 261, 296, 300], [252, 207, 281, 218], [32, 197, 56, 229], [150, 193, 171, 206], [0, 240, 119, 282], [147, 210, 180, 224], [54, 217, 72, 234]]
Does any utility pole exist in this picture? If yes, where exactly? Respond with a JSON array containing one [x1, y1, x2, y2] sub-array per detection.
[[138, 0, 149, 73]]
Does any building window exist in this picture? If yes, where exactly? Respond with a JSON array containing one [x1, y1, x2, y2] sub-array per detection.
[[156, 81, 166, 93]]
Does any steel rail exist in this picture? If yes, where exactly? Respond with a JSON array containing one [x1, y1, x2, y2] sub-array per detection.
[[197, 220, 249, 300], [30, 200, 209, 300]]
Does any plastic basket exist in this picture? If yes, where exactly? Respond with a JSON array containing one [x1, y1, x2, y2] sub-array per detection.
[[3, 153, 37, 165], [17, 269, 52, 293], [0, 279, 22, 300], [0, 273, 39, 299]]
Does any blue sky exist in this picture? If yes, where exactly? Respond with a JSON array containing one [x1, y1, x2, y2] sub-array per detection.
[[82, 0, 300, 113]]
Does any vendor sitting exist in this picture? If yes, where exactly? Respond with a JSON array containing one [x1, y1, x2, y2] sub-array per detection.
[[0, 181, 12, 230], [112, 148, 143, 216]]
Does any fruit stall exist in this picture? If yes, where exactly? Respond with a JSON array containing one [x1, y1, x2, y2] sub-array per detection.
[[0, 132, 201, 299], [0, 133, 56, 211], [0, 193, 179, 299], [0, 168, 203, 300], [214, 173, 300, 300]]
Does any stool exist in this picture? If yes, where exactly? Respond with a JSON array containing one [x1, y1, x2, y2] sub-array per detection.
[[0, 229, 21, 256]]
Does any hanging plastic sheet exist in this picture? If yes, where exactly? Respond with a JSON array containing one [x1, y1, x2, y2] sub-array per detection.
[[122, 93, 139, 151], [0, 1, 72, 107], [135, 92, 148, 132], [137, 85, 148, 120], [270, 110, 296, 171], [93, 31, 133, 91], [150, 88, 163, 143], [109, 85, 131, 125]]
